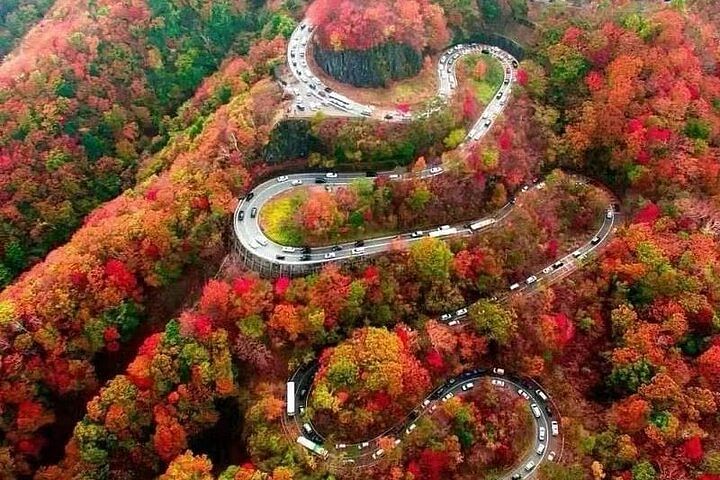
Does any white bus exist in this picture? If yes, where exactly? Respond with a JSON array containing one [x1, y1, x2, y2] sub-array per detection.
[[286, 382, 296, 417], [429, 227, 458, 238], [297, 436, 329, 459], [470, 218, 496, 231]]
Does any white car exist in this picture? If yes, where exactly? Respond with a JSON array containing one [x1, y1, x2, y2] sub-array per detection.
[[405, 423, 417, 434], [410, 231, 424, 238], [517, 389, 530, 400], [551, 421, 559, 436], [491, 379, 505, 387], [542, 266, 553, 274], [448, 320, 460, 327], [539, 426, 546, 441], [442, 392, 454, 402], [282, 247, 296, 253], [440, 313, 453, 321], [493, 367, 505, 375], [524, 460, 536, 472], [422, 399, 431, 407], [526, 275, 537, 284], [456, 307, 468, 316], [291, 179, 303, 186], [548, 451, 556, 461], [276, 175, 289, 183], [351, 247, 365, 255], [531, 403, 542, 418], [509, 283, 520, 291], [335, 443, 346, 449], [462, 382, 474, 391], [325, 172, 338, 178], [536, 443, 546, 455], [429, 166, 443, 174], [372, 448, 384, 460], [606, 209, 614, 219], [358, 441, 369, 450], [324, 252, 336, 259]]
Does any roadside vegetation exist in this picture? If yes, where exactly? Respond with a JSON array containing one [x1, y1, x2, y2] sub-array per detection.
[[456, 53, 505, 104]]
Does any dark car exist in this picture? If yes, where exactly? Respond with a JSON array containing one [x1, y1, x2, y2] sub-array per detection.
[[314, 178, 327, 184], [300, 254, 312, 261], [324, 87, 332, 93], [275, 255, 286, 260], [245, 192, 254, 201], [512, 60, 519, 68], [510, 197, 516, 204], [302, 246, 312, 254], [331, 245, 342, 252], [354, 239, 365, 247], [238, 210, 245, 221], [250, 207, 258, 218], [365, 171, 377, 177]]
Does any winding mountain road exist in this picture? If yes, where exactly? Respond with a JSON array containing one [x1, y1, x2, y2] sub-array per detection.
[[234, 19, 621, 477]]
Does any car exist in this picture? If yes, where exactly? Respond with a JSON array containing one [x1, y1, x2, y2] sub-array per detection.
[[442, 392, 454, 402], [607, 209, 614, 219], [354, 240, 365, 247], [324, 252, 336, 259], [300, 254, 312, 261], [422, 399, 431, 407], [358, 441, 369, 450], [591, 236, 600, 245], [351, 247, 365, 255], [429, 166, 443, 174], [522, 185, 529, 192], [542, 266, 553, 274], [531, 403, 542, 418], [551, 421, 559, 436], [548, 451, 556, 461], [275, 255, 286, 260], [448, 320, 460, 327], [331, 245, 342, 252], [512, 474, 522, 480], [410, 231, 424, 238], [250, 207, 258, 218], [456, 307, 468, 316], [296, 104, 305, 111], [245, 192, 255, 201], [325, 172, 338, 178], [517, 388, 530, 399], [405, 423, 417, 434], [255, 237, 268, 247], [462, 382, 474, 391], [524, 460, 536, 472], [503, 78, 510, 84], [536, 389, 548, 401], [372, 448, 385, 460], [440, 313, 453, 321], [308, 83, 316, 90], [324, 87, 332, 93], [302, 246, 312, 254], [526, 275, 538, 284], [491, 379, 505, 387], [536, 181, 546, 189], [496, 92, 503, 99], [335, 443, 347, 449], [393, 438, 402, 445], [276, 175, 288, 183], [572, 249, 583, 258], [282, 247, 296, 253], [384, 114, 393, 120], [512, 60, 519, 68], [553, 261, 564, 269], [429, 404, 438, 412], [388, 174, 401, 179], [493, 367, 505, 375], [539, 426, 546, 441], [510, 196, 516, 204], [291, 179, 303, 186], [303, 423, 312, 434], [509, 282, 520, 291], [366, 171, 377, 177], [484, 119, 491, 127], [536, 443, 546, 455], [238, 210, 245, 221], [314, 178, 327, 184]]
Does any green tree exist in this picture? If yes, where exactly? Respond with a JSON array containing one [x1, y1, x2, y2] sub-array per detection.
[[468, 299, 516, 345], [410, 238, 454, 283]]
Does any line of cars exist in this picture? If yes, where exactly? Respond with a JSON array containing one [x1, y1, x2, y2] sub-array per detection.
[[287, 359, 562, 473]]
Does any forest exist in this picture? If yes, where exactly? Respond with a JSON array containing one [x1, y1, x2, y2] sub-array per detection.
[[0, 0, 719, 479]]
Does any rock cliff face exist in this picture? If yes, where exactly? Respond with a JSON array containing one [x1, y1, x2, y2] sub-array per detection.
[[314, 42, 422, 87]]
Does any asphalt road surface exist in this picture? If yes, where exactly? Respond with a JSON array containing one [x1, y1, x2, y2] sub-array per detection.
[[244, 19, 622, 478]]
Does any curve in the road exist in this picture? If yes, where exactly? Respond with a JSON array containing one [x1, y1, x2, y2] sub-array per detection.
[[235, 19, 519, 267], [235, 19, 621, 477]]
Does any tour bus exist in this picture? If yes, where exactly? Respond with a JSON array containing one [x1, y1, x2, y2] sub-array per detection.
[[296, 436, 329, 459], [470, 218, 496, 231], [428, 226, 458, 238], [286, 382, 295, 417]]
